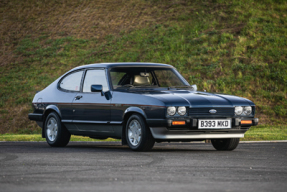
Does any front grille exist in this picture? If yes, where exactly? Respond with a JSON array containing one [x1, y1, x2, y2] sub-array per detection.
[[189, 107, 234, 117]]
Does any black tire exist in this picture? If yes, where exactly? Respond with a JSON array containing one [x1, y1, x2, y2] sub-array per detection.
[[45, 112, 71, 147], [126, 114, 155, 151], [211, 138, 240, 151]]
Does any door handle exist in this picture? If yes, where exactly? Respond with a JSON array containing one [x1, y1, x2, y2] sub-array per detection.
[[75, 95, 83, 100]]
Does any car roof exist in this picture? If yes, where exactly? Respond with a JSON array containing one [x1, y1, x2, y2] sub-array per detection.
[[71, 62, 174, 71]]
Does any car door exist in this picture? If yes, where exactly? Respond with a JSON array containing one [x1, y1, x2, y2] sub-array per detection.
[[57, 70, 84, 123], [72, 68, 113, 134]]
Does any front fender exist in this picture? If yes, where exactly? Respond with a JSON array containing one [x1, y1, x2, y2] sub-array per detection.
[[123, 107, 147, 119]]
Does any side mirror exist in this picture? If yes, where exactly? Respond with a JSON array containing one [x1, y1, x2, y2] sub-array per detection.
[[91, 85, 112, 100], [91, 85, 103, 93], [191, 84, 197, 91]]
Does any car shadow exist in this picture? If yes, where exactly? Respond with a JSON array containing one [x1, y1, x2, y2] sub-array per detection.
[[1, 141, 239, 153], [65, 142, 218, 152]]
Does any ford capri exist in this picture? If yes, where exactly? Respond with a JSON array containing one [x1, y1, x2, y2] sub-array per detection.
[[29, 63, 259, 151]]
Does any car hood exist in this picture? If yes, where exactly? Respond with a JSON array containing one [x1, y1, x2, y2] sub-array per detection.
[[136, 90, 254, 107]]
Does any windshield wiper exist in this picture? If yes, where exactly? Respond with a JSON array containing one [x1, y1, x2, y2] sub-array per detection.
[[117, 85, 160, 89], [116, 84, 135, 89], [134, 85, 159, 88], [169, 86, 191, 88]]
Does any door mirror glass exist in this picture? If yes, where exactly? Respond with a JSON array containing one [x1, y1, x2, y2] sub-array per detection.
[[191, 84, 197, 91], [91, 84, 103, 92]]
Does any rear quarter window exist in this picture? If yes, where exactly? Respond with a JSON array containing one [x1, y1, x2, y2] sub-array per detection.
[[59, 71, 83, 91]]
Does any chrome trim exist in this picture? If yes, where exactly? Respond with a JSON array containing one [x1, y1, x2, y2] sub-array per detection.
[[110, 121, 122, 124], [209, 109, 217, 114], [150, 127, 244, 139], [62, 120, 122, 124], [72, 120, 108, 124], [61, 120, 72, 123]]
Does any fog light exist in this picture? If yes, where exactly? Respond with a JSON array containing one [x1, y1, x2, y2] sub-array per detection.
[[172, 121, 186, 125], [241, 120, 252, 124]]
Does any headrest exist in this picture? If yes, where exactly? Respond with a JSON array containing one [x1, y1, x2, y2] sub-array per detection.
[[133, 75, 150, 86]]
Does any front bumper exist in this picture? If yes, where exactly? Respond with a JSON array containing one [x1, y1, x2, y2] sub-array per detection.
[[147, 117, 259, 140], [147, 117, 259, 128]]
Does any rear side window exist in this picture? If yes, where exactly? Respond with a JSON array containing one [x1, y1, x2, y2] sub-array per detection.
[[59, 71, 83, 91], [83, 69, 109, 92]]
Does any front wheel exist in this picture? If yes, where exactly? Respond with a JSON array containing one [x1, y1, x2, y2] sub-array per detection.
[[126, 114, 155, 151], [211, 138, 240, 151], [45, 112, 71, 147]]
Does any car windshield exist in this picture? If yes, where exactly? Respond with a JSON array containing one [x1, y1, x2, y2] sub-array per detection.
[[110, 67, 190, 89]]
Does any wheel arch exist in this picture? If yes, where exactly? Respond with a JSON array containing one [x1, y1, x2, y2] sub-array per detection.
[[122, 107, 147, 119]]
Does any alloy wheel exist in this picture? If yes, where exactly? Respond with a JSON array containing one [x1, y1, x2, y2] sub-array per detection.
[[46, 117, 58, 142], [128, 119, 142, 146]]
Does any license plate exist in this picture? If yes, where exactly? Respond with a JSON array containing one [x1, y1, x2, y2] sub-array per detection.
[[198, 119, 231, 129]]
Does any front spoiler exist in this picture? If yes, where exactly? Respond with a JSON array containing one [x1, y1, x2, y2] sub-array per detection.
[[150, 127, 245, 140]]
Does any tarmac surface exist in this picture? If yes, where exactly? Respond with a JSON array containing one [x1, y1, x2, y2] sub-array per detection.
[[0, 141, 286, 192]]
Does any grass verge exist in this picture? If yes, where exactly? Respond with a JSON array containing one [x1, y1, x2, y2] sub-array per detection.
[[0, 134, 119, 142], [240, 125, 287, 141], [1, 126, 286, 142]]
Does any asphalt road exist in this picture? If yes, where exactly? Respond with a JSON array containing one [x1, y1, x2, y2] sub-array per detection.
[[0, 141, 286, 192]]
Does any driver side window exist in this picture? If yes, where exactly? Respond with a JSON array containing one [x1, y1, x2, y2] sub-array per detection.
[[83, 69, 109, 92]]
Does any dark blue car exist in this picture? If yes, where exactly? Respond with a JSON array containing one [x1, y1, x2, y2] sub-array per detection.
[[29, 63, 258, 151]]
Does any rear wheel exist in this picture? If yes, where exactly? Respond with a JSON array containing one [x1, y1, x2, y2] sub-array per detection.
[[211, 138, 240, 151], [45, 112, 71, 147], [126, 114, 155, 151]]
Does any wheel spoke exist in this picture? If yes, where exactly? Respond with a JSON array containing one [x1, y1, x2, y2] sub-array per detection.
[[129, 124, 136, 136], [49, 130, 53, 139], [128, 130, 135, 143], [135, 121, 139, 128], [132, 121, 137, 128], [51, 119, 55, 126], [137, 127, 141, 135], [47, 124, 52, 130]]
